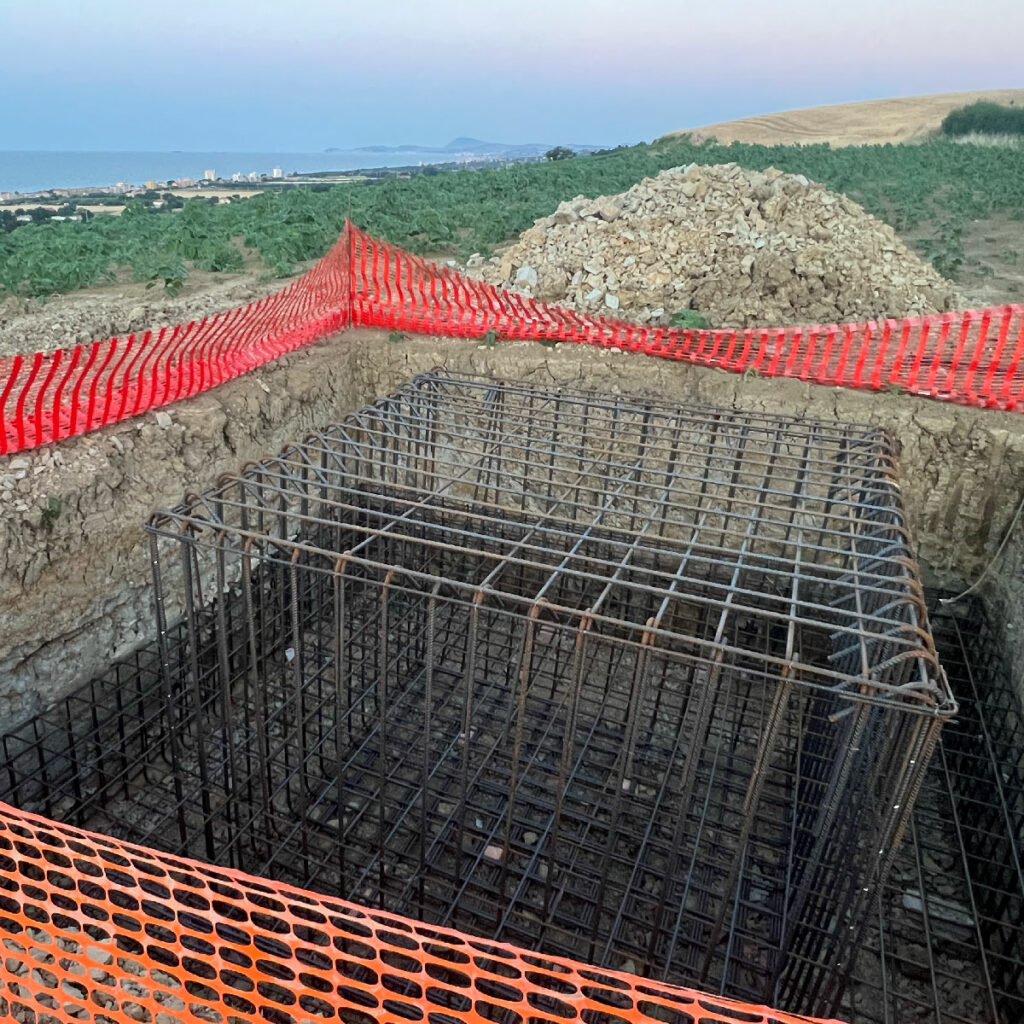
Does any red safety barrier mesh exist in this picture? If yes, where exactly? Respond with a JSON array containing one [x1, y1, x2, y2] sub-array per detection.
[[2, 220, 1023, 459], [0, 800, 838, 1024], [0, 234, 350, 456], [348, 224, 1024, 410]]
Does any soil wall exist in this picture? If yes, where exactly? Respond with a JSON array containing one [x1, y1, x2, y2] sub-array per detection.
[[3, 328, 1024, 728]]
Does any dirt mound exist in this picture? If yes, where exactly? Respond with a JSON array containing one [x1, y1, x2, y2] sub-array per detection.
[[469, 163, 963, 329]]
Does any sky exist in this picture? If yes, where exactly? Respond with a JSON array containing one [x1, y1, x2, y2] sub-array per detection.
[[1, 0, 1021, 151]]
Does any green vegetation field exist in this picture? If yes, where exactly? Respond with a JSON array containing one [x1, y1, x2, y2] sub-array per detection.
[[2, 137, 1023, 297], [942, 101, 1024, 139]]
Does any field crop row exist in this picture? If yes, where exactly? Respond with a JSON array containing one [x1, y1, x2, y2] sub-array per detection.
[[1, 137, 1022, 297]]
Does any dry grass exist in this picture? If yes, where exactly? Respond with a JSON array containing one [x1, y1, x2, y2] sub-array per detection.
[[662, 89, 1024, 147]]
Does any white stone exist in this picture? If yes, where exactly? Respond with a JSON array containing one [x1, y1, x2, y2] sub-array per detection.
[[901, 891, 974, 928], [514, 265, 538, 289]]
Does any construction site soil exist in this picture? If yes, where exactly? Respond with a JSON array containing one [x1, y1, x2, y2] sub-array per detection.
[[0, 265, 288, 357]]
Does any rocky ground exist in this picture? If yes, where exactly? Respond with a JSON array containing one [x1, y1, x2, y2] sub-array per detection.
[[468, 163, 964, 329], [0, 265, 294, 358]]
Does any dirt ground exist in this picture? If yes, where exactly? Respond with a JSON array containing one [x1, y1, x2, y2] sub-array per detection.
[[0, 262, 297, 357], [946, 215, 1024, 307]]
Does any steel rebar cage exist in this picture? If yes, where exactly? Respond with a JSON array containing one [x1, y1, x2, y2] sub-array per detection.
[[127, 372, 953, 1016]]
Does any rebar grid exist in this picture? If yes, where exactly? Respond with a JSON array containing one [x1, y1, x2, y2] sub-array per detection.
[[842, 597, 1024, 1024], [143, 373, 951, 1015], [5, 591, 1019, 1024], [156, 372, 946, 706], [0, 373, 954, 1021]]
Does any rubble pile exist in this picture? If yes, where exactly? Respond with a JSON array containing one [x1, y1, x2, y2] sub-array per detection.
[[469, 163, 961, 328]]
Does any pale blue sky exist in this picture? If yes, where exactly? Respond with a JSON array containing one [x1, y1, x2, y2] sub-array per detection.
[[1, 0, 1020, 150]]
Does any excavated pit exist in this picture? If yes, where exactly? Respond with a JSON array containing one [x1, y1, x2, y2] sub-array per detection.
[[3, 373, 958, 1020], [4, 330, 1024, 726], [1, 337, 1024, 1024]]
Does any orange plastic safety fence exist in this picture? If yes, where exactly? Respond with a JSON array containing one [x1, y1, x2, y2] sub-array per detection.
[[0, 234, 350, 456], [347, 224, 1024, 411], [0, 801, 838, 1024], [3, 220, 1024, 459]]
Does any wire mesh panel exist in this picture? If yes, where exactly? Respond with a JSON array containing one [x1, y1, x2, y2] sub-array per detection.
[[843, 596, 1024, 1024]]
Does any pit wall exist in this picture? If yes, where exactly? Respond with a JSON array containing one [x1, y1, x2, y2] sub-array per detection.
[[981, 518, 1024, 695], [3, 328, 1024, 728]]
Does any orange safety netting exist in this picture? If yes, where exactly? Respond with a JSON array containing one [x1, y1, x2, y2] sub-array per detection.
[[2, 221, 1024, 456], [0, 800, 839, 1024]]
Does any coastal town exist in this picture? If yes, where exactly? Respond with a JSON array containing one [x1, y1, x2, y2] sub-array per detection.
[[0, 166, 318, 222], [0, 150, 555, 226], [0, 165, 288, 203]]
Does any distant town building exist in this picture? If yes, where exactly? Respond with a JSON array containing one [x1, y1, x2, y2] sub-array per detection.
[[247, 172, 259, 182], [272, 167, 283, 179], [113, 182, 132, 194], [0, 192, 16, 202], [174, 178, 196, 187], [145, 180, 158, 190], [204, 169, 216, 181], [231, 172, 244, 182]]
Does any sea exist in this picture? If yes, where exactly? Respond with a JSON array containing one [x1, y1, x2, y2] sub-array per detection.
[[0, 150, 450, 195]]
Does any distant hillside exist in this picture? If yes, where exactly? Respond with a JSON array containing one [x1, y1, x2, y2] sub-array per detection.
[[662, 89, 1024, 147]]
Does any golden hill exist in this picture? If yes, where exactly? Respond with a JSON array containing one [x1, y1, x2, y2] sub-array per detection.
[[662, 89, 1024, 147]]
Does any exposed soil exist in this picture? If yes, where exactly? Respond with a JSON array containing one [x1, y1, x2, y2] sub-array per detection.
[[942, 215, 1024, 307], [0, 262, 304, 357]]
